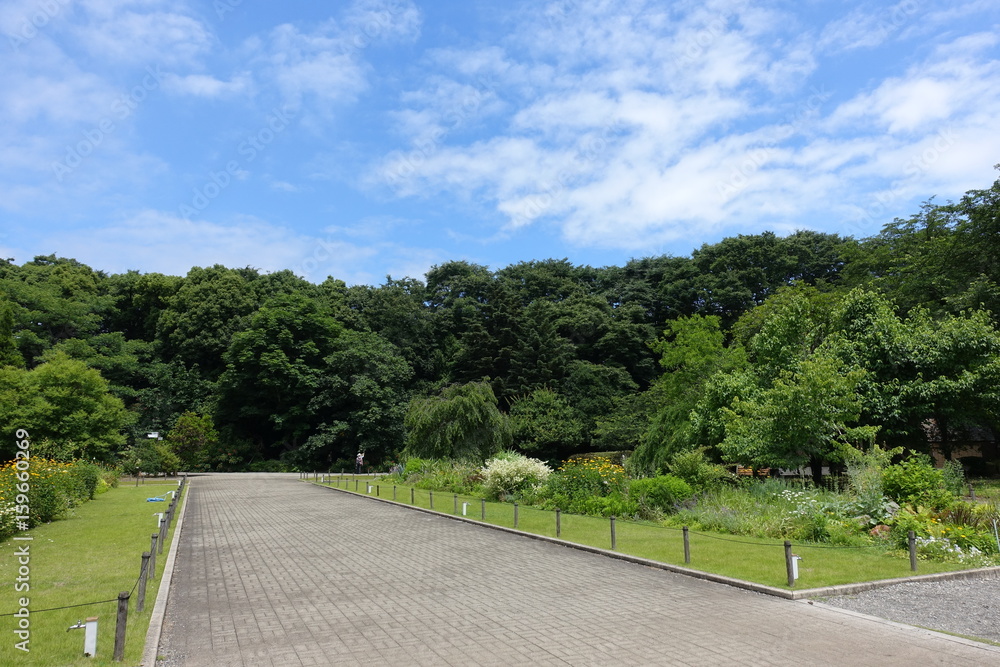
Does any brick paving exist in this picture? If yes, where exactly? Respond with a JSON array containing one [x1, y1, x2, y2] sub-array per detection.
[[156, 474, 1000, 666]]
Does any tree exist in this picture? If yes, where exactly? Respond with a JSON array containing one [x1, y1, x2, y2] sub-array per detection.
[[510, 388, 586, 461], [0, 351, 130, 461], [404, 381, 511, 461], [164, 411, 219, 470], [0, 295, 24, 368], [632, 315, 742, 474], [298, 329, 413, 469], [719, 353, 875, 483], [215, 293, 344, 459]]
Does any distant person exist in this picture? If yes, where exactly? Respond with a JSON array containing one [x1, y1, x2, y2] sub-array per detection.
[[355, 451, 364, 474]]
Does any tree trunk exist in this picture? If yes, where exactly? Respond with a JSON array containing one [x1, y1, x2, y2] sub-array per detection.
[[809, 454, 824, 487]]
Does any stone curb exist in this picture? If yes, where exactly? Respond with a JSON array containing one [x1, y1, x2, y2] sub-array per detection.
[[142, 482, 191, 667], [307, 480, 1000, 601]]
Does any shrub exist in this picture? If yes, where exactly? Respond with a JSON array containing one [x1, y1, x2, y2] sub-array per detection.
[[481, 452, 552, 500], [882, 454, 954, 510], [667, 448, 730, 492], [941, 459, 966, 497], [629, 475, 693, 514]]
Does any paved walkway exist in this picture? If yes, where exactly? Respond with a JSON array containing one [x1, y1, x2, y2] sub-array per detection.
[[156, 474, 1000, 666]]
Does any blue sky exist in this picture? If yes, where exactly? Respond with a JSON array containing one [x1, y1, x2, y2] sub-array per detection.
[[2, 0, 998, 286]]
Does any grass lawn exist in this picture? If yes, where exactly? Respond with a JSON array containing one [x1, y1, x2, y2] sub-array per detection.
[[318, 476, 970, 590], [0, 481, 184, 666]]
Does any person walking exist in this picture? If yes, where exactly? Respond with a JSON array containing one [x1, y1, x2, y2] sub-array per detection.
[[355, 451, 364, 475]]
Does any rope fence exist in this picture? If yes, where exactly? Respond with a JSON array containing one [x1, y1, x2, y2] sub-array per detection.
[[0, 476, 187, 662], [311, 474, 927, 589]]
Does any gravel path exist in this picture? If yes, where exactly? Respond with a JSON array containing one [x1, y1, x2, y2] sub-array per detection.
[[820, 576, 1000, 644]]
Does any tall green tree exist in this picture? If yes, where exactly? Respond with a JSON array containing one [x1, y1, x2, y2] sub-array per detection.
[[404, 381, 511, 461], [0, 352, 130, 461]]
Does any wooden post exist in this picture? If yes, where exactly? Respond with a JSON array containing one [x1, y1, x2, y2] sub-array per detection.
[[514, 502, 519, 528], [556, 508, 561, 538], [785, 541, 795, 587], [376, 484, 380, 497], [610, 516, 617, 550], [683, 526, 690, 564], [355, 479, 359, 491], [393, 485, 397, 501], [454, 494, 458, 514], [137, 552, 150, 612], [481, 498, 486, 521], [909, 530, 918, 571], [969, 484, 977, 501], [149, 533, 158, 578], [429, 491, 434, 509], [158, 518, 167, 555], [113, 591, 129, 661], [411, 487, 415, 504]]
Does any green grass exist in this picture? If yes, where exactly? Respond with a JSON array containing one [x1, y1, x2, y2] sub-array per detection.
[[0, 481, 184, 666], [971, 479, 1000, 502], [318, 477, 973, 590]]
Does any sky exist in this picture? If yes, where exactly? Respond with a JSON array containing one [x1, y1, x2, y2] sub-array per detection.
[[1, 0, 999, 286]]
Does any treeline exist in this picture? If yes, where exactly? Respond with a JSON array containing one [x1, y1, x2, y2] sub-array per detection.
[[1, 173, 998, 475]]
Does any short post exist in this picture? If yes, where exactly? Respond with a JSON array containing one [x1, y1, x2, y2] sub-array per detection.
[[158, 518, 167, 555], [909, 530, 918, 572], [610, 516, 617, 550], [411, 487, 415, 504], [113, 591, 129, 661], [784, 541, 795, 587], [481, 498, 486, 521], [454, 494, 458, 514], [514, 502, 519, 528], [393, 485, 397, 501], [683, 526, 690, 564], [376, 484, 380, 497], [969, 484, 977, 501], [149, 533, 158, 578], [137, 552, 150, 612], [556, 508, 561, 538], [84, 617, 98, 657], [429, 491, 434, 509], [355, 479, 359, 491]]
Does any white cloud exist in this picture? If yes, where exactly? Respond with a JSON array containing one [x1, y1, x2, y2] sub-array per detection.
[[162, 72, 252, 98]]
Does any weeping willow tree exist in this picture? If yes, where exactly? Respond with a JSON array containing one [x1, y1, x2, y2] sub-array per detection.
[[403, 381, 511, 461]]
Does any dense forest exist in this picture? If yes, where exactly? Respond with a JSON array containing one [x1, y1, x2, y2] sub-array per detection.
[[2, 173, 999, 477]]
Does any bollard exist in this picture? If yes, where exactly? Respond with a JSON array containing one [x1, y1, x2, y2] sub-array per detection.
[[411, 487, 415, 504], [454, 494, 458, 514], [158, 518, 167, 555], [683, 526, 690, 564], [376, 484, 380, 497], [970, 484, 977, 501], [481, 498, 486, 521], [149, 534, 158, 578], [610, 516, 617, 550], [909, 530, 917, 571], [355, 479, 359, 491], [514, 502, 519, 528], [556, 508, 561, 538], [393, 485, 397, 501], [429, 491, 434, 509], [137, 552, 150, 612], [113, 591, 129, 661], [784, 541, 795, 587]]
